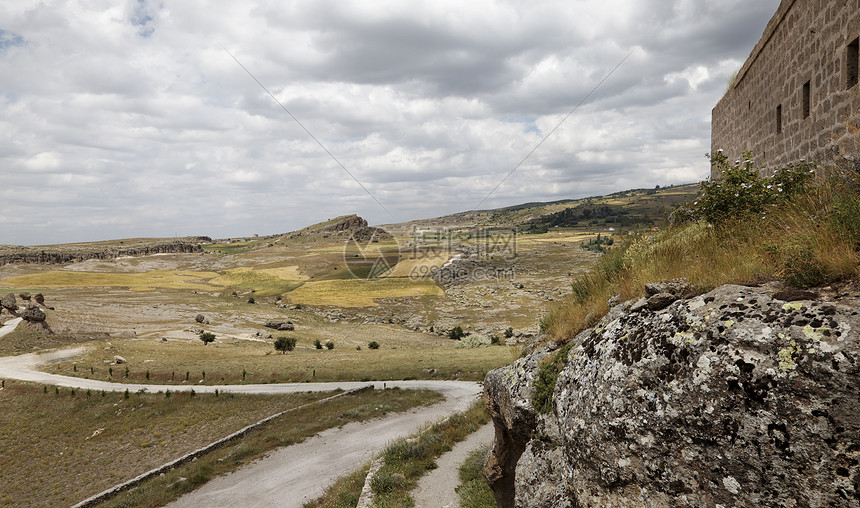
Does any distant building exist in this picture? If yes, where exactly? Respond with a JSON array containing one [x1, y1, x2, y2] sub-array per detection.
[[712, 0, 860, 176]]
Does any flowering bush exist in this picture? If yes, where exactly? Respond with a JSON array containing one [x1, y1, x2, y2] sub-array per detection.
[[694, 150, 815, 224]]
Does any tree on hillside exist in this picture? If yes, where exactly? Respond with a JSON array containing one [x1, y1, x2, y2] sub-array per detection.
[[274, 336, 297, 353], [448, 325, 465, 340], [199, 332, 216, 345]]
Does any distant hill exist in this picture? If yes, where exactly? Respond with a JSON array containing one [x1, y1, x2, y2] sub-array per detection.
[[381, 183, 699, 233]]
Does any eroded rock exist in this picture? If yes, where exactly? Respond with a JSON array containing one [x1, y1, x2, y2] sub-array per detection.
[[485, 284, 860, 507]]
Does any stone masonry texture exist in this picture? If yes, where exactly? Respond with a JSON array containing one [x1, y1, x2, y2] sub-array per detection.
[[712, 0, 860, 176]]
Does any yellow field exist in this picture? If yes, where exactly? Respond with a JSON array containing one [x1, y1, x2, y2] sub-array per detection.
[[0, 270, 219, 292], [521, 232, 598, 244], [382, 252, 451, 278], [286, 278, 444, 307]]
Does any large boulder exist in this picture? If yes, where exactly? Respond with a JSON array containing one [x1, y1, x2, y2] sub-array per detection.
[[19, 304, 45, 323], [264, 320, 294, 331], [485, 284, 860, 507], [1, 293, 18, 313]]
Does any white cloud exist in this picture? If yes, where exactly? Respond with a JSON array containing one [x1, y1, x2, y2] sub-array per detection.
[[0, 0, 781, 244]]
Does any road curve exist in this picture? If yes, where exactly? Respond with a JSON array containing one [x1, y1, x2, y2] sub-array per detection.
[[0, 347, 483, 507]]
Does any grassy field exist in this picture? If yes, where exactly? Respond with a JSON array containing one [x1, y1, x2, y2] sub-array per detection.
[[0, 381, 439, 507], [44, 336, 520, 384], [287, 278, 444, 307]]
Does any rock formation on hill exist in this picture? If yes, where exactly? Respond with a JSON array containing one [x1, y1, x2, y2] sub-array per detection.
[[484, 284, 860, 507], [0, 241, 208, 266], [321, 214, 368, 232]]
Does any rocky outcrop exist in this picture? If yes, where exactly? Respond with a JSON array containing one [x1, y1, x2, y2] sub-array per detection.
[[1, 293, 18, 314], [0, 241, 208, 266], [485, 284, 860, 507], [322, 214, 368, 232], [19, 304, 45, 323], [264, 320, 294, 331]]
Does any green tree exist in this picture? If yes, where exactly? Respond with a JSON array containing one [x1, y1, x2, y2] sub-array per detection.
[[448, 326, 465, 340], [199, 332, 216, 345], [274, 336, 297, 353]]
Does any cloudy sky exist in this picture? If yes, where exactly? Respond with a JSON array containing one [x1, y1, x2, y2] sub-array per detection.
[[1, 0, 781, 245]]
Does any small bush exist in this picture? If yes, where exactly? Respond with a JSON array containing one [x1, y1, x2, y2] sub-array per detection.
[[199, 332, 216, 345], [455, 335, 492, 349], [325, 341, 334, 350], [314, 339, 322, 349], [503, 327, 513, 338], [533, 344, 573, 414], [490, 335, 500, 345], [247, 296, 255, 304], [448, 326, 465, 340], [274, 336, 297, 353], [368, 341, 380, 350], [693, 150, 814, 224]]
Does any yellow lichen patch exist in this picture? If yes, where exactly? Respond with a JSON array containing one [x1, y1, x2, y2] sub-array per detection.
[[286, 278, 443, 307], [782, 302, 805, 311], [0, 270, 219, 291], [778, 339, 803, 371]]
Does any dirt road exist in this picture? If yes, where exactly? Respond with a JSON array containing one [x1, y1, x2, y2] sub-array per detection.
[[0, 347, 482, 507]]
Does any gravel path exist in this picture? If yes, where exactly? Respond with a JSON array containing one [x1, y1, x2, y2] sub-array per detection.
[[0, 347, 482, 507], [412, 422, 494, 508]]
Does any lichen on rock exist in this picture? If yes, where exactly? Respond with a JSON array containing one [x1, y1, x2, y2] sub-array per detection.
[[484, 284, 860, 507]]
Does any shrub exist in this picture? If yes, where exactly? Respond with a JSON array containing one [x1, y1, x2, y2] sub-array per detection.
[[693, 150, 814, 224], [325, 341, 334, 350], [314, 339, 322, 349], [247, 296, 255, 304], [199, 332, 216, 345], [490, 335, 500, 345], [504, 327, 514, 338], [533, 344, 573, 414], [274, 336, 297, 353], [455, 334, 492, 349], [368, 341, 380, 349], [448, 325, 465, 340]]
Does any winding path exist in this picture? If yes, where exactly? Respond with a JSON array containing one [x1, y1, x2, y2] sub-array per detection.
[[0, 346, 483, 507]]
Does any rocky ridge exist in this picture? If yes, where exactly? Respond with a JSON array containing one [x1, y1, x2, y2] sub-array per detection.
[[0, 241, 207, 266], [484, 283, 860, 507]]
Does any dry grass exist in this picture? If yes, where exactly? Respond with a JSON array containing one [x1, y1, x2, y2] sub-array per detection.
[[287, 278, 444, 307], [45, 337, 521, 384], [0, 270, 219, 292], [0, 381, 439, 507], [544, 171, 860, 341]]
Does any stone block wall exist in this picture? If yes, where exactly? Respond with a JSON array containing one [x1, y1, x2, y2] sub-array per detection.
[[712, 0, 860, 176]]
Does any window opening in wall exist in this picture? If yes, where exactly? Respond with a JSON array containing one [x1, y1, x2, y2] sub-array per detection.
[[776, 104, 782, 134], [803, 81, 810, 118], [848, 38, 859, 89]]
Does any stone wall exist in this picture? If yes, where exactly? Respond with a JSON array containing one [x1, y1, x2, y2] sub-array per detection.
[[712, 0, 860, 176]]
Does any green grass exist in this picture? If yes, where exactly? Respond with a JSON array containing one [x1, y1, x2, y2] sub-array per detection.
[[303, 464, 371, 508], [304, 401, 491, 508], [371, 401, 491, 507], [456, 446, 497, 508]]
